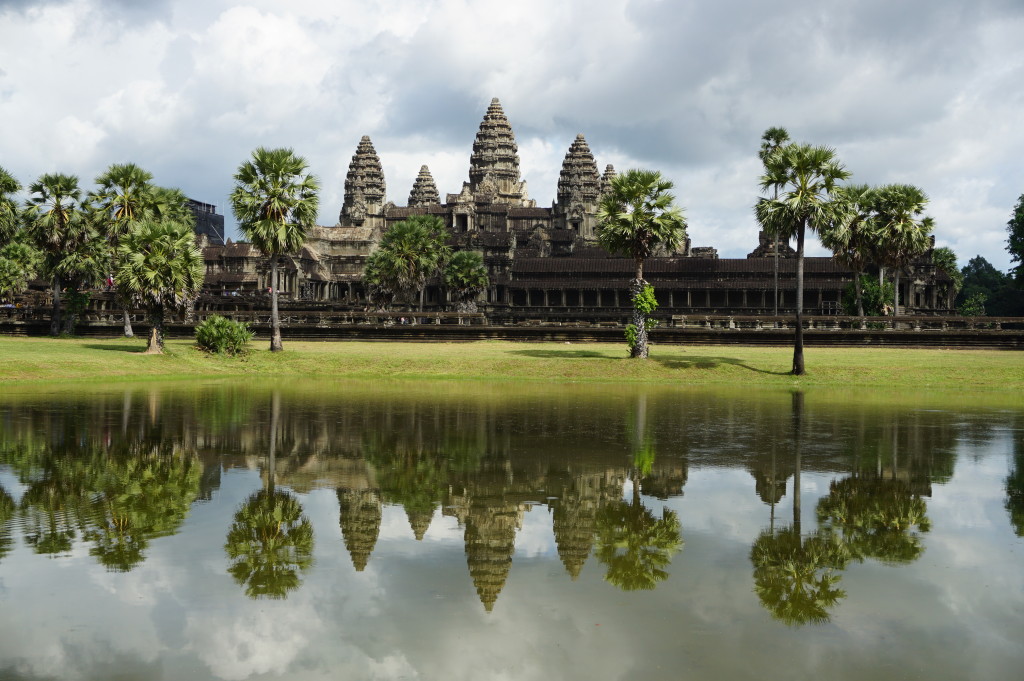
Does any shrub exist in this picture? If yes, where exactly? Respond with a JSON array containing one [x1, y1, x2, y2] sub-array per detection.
[[195, 315, 253, 356]]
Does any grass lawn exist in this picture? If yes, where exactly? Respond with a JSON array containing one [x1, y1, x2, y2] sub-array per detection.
[[0, 336, 1020, 397]]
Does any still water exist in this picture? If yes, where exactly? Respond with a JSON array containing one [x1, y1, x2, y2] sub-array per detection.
[[0, 380, 1021, 681]]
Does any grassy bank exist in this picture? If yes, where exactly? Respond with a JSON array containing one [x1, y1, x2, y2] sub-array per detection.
[[0, 336, 1020, 394]]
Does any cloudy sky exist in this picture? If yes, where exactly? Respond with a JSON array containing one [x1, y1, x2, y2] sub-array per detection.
[[1, 0, 1022, 269]]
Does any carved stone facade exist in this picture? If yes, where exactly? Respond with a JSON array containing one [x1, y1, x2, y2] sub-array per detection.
[[200, 98, 955, 316]]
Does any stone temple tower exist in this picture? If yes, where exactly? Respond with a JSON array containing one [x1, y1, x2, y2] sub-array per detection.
[[451, 98, 534, 208], [339, 135, 387, 231], [553, 134, 603, 239], [408, 165, 440, 208]]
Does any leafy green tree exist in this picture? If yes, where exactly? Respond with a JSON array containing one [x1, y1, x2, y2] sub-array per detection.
[[0, 165, 21, 246], [841, 275, 893, 316], [597, 169, 687, 359], [230, 147, 320, 352], [821, 184, 877, 317], [88, 162, 159, 338], [116, 219, 204, 354], [932, 246, 963, 297], [1007, 193, 1024, 283], [24, 173, 105, 335], [364, 215, 450, 312], [958, 292, 987, 316], [758, 127, 791, 315], [756, 144, 850, 375], [444, 250, 489, 313], [0, 239, 41, 298], [871, 184, 934, 315], [956, 255, 1024, 316]]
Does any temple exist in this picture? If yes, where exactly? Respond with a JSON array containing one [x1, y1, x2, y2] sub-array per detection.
[[201, 98, 955, 316]]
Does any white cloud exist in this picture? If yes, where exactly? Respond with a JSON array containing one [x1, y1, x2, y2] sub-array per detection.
[[0, 0, 1020, 268]]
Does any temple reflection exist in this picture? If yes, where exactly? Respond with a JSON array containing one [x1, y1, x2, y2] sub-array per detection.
[[0, 382, 989, 616]]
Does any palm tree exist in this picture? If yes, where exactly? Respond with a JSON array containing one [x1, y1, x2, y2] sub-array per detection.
[[88, 162, 157, 337], [755, 144, 850, 375], [24, 173, 104, 335], [871, 184, 934, 316], [596, 169, 687, 359], [758, 127, 791, 315], [820, 184, 877, 319], [444, 250, 489, 313], [116, 219, 204, 354], [0, 165, 20, 246], [230, 147, 320, 352], [363, 215, 450, 312]]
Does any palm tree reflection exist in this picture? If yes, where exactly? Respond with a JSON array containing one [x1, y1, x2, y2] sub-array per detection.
[[750, 392, 851, 625], [225, 391, 314, 599], [595, 394, 683, 591]]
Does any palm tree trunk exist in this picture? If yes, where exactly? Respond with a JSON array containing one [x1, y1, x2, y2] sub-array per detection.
[[855, 270, 865, 327], [270, 257, 283, 352], [631, 257, 648, 359], [145, 321, 161, 354], [893, 270, 900, 316], [50, 277, 62, 337], [773, 237, 779, 316], [792, 221, 806, 375]]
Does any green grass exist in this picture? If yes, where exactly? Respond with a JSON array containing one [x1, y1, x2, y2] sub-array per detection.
[[0, 336, 1021, 398]]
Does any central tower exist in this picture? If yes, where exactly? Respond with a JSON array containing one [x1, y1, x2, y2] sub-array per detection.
[[455, 98, 534, 207]]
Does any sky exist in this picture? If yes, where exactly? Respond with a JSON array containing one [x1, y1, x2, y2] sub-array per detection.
[[1, 0, 1022, 270]]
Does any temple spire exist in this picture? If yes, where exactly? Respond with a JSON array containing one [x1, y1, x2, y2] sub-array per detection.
[[460, 98, 533, 207], [340, 135, 386, 226], [408, 165, 440, 208]]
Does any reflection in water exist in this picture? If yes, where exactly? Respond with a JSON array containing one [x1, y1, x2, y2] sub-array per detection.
[[750, 392, 851, 625], [594, 393, 683, 592], [1007, 420, 1024, 536], [225, 489, 314, 599], [0, 382, 1006, 617], [225, 391, 315, 599]]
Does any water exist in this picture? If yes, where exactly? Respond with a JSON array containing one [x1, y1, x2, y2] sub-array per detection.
[[0, 380, 1021, 681]]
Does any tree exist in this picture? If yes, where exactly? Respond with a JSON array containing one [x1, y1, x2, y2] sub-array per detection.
[[932, 246, 963, 297], [756, 144, 850, 375], [230, 147, 320, 352], [596, 168, 687, 359], [444, 250, 489, 313], [116, 219, 204, 354], [24, 173, 105, 335], [363, 215, 450, 312], [0, 165, 21, 246], [1007, 193, 1024, 283], [88, 162, 157, 338], [758, 127, 791, 315], [820, 184, 877, 318], [0, 240, 41, 298], [871, 184, 934, 316], [958, 254, 1024, 316]]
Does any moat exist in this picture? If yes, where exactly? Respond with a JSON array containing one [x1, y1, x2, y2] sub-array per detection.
[[0, 381, 1021, 681]]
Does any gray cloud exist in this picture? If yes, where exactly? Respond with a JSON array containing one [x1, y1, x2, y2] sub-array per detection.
[[0, 0, 1021, 267]]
